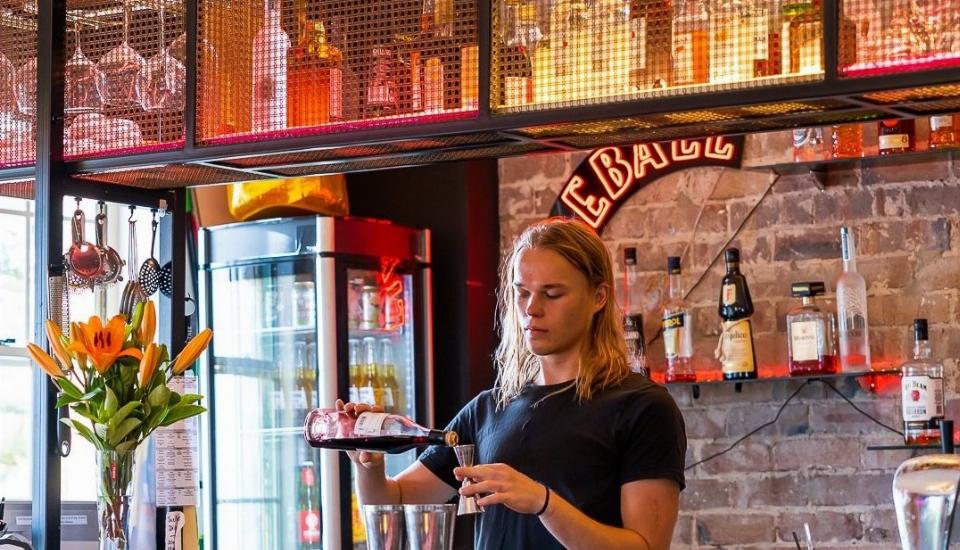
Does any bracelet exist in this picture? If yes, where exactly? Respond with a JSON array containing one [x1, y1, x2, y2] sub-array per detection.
[[535, 484, 551, 516]]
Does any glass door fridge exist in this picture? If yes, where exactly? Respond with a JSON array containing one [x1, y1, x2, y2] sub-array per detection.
[[199, 216, 433, 550]]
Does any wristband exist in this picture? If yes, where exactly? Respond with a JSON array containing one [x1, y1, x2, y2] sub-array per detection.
[[535, 484, 550, 516]]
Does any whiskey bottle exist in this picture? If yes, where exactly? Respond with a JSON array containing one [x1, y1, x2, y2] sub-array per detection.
[[663, 256, 695, 383], [786, 281, 838, 376], [672, 0, 710, 85], [287, 2, 344, 127], [878, 119, 916, 155], [901, 319, 944, 445], [304, 409, 458, 453], [929, 115, 960, 149], [718, 248, 757, 380], [830, 123, 863, 158]]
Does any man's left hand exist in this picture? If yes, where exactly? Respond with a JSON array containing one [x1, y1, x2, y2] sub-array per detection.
[[454, 463, 548, 515]]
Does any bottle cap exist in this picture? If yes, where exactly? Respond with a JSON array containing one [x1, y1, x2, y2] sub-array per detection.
[[444, 431, 460, 447], [667, 256, 681, 274], [790, 281, 825, 298], [624, 247, 637, 265], [724, 248, 740, 263], [914, 319, 929, 341]]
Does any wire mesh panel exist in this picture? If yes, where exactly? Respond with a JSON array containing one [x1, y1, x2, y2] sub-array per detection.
[[196, 0, 479, 144], [0, 4, 37, 167], [490, 0, 825, 113], [63, 0, 186, 159], [839, 0, 960, 77]]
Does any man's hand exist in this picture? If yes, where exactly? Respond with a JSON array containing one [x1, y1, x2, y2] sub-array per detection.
[[335, 399, 385, 471], [454, 463, 549, 515]]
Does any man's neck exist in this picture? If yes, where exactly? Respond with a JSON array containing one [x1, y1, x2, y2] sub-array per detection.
[[537, 352, 579, 385]]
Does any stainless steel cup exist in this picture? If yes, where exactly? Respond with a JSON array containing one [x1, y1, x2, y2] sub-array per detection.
[[403, 504, 456, 550], [363, 504, 406, 550]]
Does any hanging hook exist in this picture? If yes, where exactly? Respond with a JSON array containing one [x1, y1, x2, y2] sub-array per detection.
[[128, 205, 136, 223], [74, 196, 81, 209], [97, 200, 106, 215]]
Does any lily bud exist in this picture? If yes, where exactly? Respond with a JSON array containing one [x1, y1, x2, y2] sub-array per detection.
[[138, 343, 160, 388], [45, 320, 73, 370], [27, 343, 65, 379], [140, 301, 156, 347], [172, 328, 213, 375]]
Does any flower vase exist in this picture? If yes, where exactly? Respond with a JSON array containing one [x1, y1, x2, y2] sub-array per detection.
[[96, 450, 135, 550]]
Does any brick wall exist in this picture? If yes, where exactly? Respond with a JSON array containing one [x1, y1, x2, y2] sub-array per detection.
[[497, 132, 960, 549]]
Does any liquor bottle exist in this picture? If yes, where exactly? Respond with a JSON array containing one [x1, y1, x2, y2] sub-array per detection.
[[663, 256, 695, 383], [293, 342, 311, 414], [377, 339, 397, 414], [359, 336, 381, 405], [251, 0, 290, 132], [631, 0, 673, 90], [709, 0, 750, 84], [588, 0, 631, 96], [423, 56, 444, 112], [751, 0, 782, 77], [348, 338, 361, 403], [792, 127, 823, 162], [500, 1, 540, 107], [785, 281, 838, 375], [835, 226, 871, 372], [624, 313, 648, 377], [718, 248, 757, 380], [297, 461, 321, 549], [830, 123, 863, 158], [878, 119, 916, 155], [554, 0, 591, 99], [304, 409, 459, 453], [672, 0, 710, 85], [781, 0, 822, 75], [421, 0, 455, 38], [901, 319, 944, 445], [929, 115, 960, 149], [622, 247, 640, 314], [366, 46, 399, 117], [287, 1, 344, 127]]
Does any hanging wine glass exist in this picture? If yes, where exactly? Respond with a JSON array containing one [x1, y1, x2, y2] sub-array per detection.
[[0, 53, 16, 114], [14, 56, 36, 116], [141, 0, 185, 111], [97, 0, 145, 108], [66, 19, 106, 114]]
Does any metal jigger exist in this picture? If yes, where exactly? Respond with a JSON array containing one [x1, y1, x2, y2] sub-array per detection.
[[454, 444, 482, 515]]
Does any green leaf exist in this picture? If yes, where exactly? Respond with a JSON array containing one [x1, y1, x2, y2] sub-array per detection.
[[80, 386, 103, 401], [159, 405, 206, 427], [148, 385, 170, 408], [108, 418, 142, 447], [168, 392, 181, 407], [71, 403, 99, 422], [102, 386, 118, 421], [62, 418, 100, 449], [179, 394, 204, 405], [126, 301, 144, 337], [94, 423, 108, 442], [55, 393, 79, 409], [107, 402, 141, 432], [115, 440, 138, 453], [55, 378, 83, 399]]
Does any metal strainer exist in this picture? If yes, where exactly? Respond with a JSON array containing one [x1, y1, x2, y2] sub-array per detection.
[[119, 207, 148, 317], [138, 210, 161, 296]]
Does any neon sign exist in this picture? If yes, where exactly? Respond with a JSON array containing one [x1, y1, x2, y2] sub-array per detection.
[[550, 136, 745, 232]]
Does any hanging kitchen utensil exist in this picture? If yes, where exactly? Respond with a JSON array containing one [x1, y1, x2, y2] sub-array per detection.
[[138, 210, 161, 296], [159, 260, 173, 298], [120, 207, 148, 317], [93, 202, 124, 286], [64, 199, 101, 289]]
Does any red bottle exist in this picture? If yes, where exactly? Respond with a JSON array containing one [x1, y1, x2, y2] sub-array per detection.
[[878, 119, 915, 155]]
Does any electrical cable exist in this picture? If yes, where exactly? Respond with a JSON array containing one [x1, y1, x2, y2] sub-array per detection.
[[817, 379, 903, 436]]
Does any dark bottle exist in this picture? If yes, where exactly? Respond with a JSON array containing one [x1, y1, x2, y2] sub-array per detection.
[[717, 248, 758, 380], [298, 461, 322, 549], [304, 409, 458, 453], [878, 119, 916, 155], [624, 313, 648, 378]]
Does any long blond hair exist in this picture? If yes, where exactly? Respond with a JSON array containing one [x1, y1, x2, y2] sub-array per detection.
[[494, 217, 630, 409]]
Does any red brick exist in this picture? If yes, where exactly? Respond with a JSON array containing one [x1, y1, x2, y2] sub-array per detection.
[[775, 229, 843, 261], [743, 474, 810, 507], [780, 194, 817, 225], [858, 221, 906, 256], [874, 188, 907, 217], [861, 435, 915, 470], [868, 293, 952, 326], [813, 188, 875, 220], [859, 256, 914, 290], [724, 403, 810, 438], [602, 204, 647, 238], [806, 472, 894, 506], [680, 478, 736, 509], [808, 397, 900, 435], [698, 203, 729, 233], [860, 508, 898, 544], [696, 512, 777, 545], [713, 168, 775, 200], [643, 204, 702, 237], [906, 184, 960, 216], [632, 170, 683, 204], [696, 441, 772, 475], [916, 256, 960, 290], [771, 437, 862, 471], [773, 172, 822, 194], [776, 511, 863, 543], [694, 380, 774, 406], [863, 160, 952, 185], [681, 406, 728, 439]]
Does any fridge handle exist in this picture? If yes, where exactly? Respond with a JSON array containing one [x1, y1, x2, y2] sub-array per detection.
[[316, 256, 341, 550], [421, 265, 436, 429]]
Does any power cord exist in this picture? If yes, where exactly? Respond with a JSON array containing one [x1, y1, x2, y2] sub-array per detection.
[[685, 378, 902, 471]]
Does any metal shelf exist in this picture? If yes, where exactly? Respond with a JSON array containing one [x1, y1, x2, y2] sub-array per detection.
[[666, 368, 901, 399]]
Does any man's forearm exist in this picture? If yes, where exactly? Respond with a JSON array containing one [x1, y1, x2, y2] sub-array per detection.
[[540, 492, 653, 550], [355, 463, 402, 505]]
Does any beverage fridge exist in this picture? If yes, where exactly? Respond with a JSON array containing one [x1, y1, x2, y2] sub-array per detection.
[[198, 216, 434, 550]]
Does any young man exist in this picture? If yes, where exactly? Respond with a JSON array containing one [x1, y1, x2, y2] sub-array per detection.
[[340, 217, 686, 550]]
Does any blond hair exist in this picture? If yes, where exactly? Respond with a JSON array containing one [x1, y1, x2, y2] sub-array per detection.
[[494, 217, 630, 409]]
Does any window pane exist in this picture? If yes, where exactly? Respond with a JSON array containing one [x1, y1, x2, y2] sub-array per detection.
[[0, 212, 28, 346], [0, 354, 32, 500]]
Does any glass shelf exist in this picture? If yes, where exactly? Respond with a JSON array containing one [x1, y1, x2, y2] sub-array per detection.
[[749, 146, 960, 177], [661, 367, 901, 399]]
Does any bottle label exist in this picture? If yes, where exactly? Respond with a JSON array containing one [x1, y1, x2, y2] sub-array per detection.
[[901, 375, 944, 422], [722, 284, 737, 306], [358, 386, 376, 406], [662, 312, 684, 359], [790, 320, 819, 362], [879, 134, 909, 151], [721, 319, 755, 374], [349, 387, 360, 404], [930, 115, 953, 131], [382, 387, 395, 409], [299, 509, 321, 544], [354, 412, 389, 436], [752, 8, 769, 59]]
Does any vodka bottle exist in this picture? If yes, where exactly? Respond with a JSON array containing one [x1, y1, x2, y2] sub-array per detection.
[[252, 0, 290, 132], [835, 226, 871, 372]]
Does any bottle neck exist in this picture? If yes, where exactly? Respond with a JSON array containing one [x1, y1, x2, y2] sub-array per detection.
[[800, 296, 814, 307], [913, 339, 932, 360], [264, 0, 279, 26], [668, 273, 684, 299], [841, 233, 858, 272], [725, 261, 740, 274]]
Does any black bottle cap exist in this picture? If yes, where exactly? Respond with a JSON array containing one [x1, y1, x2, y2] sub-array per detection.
[[624, 247, 637, 265], [790, 281, 825, 298], [725, 248, 740, 263], [914, 319, 929, 341], [667, 256, 681, 274]]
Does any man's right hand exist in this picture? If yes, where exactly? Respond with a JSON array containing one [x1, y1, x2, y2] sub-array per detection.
[[335, 399, 386, 471]]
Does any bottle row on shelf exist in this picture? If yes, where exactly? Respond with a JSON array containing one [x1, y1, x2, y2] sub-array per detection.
[[793, 113, 960, 162], [347, 336, 404, 415]]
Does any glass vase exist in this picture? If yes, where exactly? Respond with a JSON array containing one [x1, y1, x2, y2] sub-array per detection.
[[96, 450, 135, 550]]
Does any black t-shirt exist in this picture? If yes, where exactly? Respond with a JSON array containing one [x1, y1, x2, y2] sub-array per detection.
[[419, 373, 687, 550]]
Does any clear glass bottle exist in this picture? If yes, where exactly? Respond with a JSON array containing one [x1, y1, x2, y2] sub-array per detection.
[[624, 313, 648, 377], [359, 336, 380, 405], [251, 0, 290, 132], [287, 8, 344, 127], [663, 256, 695, 383], [835, 226, 871, 372], [786, 281, 838, 375], [304, 409, 458, 453], [348, 338, 361, 403], [718, 248, 758, 380], [366, 46, 399, 117], [622, 247, 640, 314], [378, 338, 398, 414], [501, 1, 541, 107], [901, 319, 944, 445]]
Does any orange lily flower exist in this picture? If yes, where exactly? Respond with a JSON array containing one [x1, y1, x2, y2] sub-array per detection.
[[69, 315, 143, 374], [140, 301, 156, 347], [172, 328, 213, 375], [138, 343, 160, 388], [45, 320, 73, 370], [27, 343, 65, 379]]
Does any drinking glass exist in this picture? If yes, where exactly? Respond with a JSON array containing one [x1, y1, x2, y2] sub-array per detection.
[[14, 57, 36, 116], [66, 20, 106, 114], [0, 53, 16, 114], [141, 0, 185, 112], [98, 0, 145, 108]]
